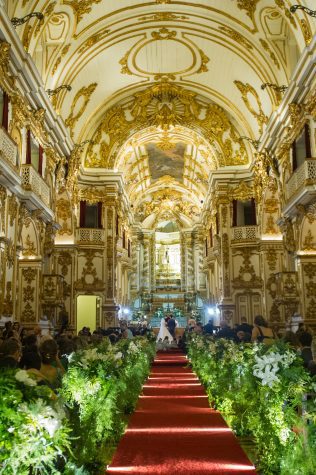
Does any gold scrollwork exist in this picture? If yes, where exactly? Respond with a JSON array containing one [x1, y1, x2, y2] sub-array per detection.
[[234, 80, 268, 134], [86, 81, 248, 168], [63, 0, 102, 24], [65, 83, 97, 138]]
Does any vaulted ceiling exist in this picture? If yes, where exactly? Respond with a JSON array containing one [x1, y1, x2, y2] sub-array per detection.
[[8, 0, 316, 228]]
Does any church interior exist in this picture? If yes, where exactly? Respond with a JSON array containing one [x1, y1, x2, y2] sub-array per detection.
[[1, 0, 315, 334], [0, 1, 316, 473]]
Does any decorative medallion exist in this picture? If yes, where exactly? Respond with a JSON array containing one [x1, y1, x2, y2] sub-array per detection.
[[119, 28, 209, 80]]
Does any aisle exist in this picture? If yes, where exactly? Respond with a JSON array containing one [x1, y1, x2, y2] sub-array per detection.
[[107, 350, 257, 474]]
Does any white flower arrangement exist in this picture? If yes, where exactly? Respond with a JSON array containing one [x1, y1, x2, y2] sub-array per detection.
[[15, 369, 37, 387], [127, 342, 139, 354], [114, 351, 123, 361], [19, 399, 65, 438], [80, 347, 108, 369], [253, 351, 296, 388]]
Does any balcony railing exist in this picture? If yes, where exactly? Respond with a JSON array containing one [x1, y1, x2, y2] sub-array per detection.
[[76, 227, 105, 244], [232, 225, 259, 241], [0, 126, 18, 169], [286, 160, 316, 200], [21, 164, 50, 207]]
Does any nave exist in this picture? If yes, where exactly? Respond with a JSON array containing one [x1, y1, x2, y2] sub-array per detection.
[[108, 350, 256, 475]]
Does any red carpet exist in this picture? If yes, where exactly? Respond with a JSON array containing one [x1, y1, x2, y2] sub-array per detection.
[[107, 350, 256, 474]]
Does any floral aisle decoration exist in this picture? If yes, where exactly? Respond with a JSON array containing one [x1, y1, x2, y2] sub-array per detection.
[[0, 336, 155, 474], [61, 336, 155, 472], [0, 369, 71, 475], [187, 335, 314, 474]]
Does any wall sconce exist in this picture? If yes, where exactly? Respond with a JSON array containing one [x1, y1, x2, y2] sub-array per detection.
[[11, 12, 44, 28]]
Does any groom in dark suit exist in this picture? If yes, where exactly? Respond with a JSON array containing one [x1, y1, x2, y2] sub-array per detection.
[[167, 315, 176, 339]]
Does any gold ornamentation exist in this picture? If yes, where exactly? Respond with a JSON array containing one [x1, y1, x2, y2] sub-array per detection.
[[235, 0, 260, 23], [5, 239, 15, 269], [302, 230, 315, 251], [196, 49, 210, 74], [52, 44, 70, 75], [270, 300, 281, 321], [74, 250, 104, 291], [86, 82, 248, 168], [300, 20, 312, 45], [22, 268, 36, 284], [265, 215, 277, 234], [119, 50, 133, 75], [288, 103, 303, 127], [278, 217, 295, 252], [44, 223, 58, 256], [151, 27, 177, 40], [56, 199, 72, 235], [232, 248, 263, 289], [138, 13, 188, 21], [274, 0, 297, 28], [63, 0, 102, 23], [0, 185, 7, 232], [219, 26, 253, 51], [65, 83, 97, 138], [266, 249, 278, 271], [22, 25, 32, 52], [22, 235, 36, 257], [229, 181, 254, 201], [306, 298, 316, 319], [78, 30, 110, 54], [34, 2, 56, 37], [259, 39, 280, 69], [21, 302, 35, 321], [234, 80, 268, 134], [58, 251, 72, 276]]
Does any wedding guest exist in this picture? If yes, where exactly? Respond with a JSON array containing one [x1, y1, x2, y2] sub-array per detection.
[[203, 319, 214, 335], [298, 331, 314, 370], [216, 320, 236, 341], [251, 315, 277, 345], [283, 331, 300, 350], [236, 317, 253, 335], [39, 339, 65, 388], [0, 338, 22, 368]]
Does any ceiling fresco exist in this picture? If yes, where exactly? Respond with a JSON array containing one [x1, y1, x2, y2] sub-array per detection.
[[146, 142, 185, 183]]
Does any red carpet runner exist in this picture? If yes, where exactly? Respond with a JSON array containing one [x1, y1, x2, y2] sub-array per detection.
[[107, 350, 257, 474]]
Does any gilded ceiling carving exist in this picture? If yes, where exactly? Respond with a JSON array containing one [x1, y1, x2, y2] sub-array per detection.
[[138, 13, 188, 22], [235, 0, 260, 24], [65, 83, 97, 138], [274, 0, 297, 29], [135, 188, 200, 224], [119, 28, 209, 81], [234, 80, 268, 134], [259, 39, 280, 69], [219, 26, 253, 51], [85, 81, 248, 169], [63, 0, 102, 24]]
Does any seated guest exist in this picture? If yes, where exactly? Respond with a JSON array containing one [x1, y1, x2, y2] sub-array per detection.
[[0, 338, 22, 368], [298, 331, 314, 370], [251, 315, 277, 345], [283, 331, 300, 350], [236, 331, 251, 343], [236, 317, 253, 335], [216, 320, 237, 341], [39, 339, 65, 388]]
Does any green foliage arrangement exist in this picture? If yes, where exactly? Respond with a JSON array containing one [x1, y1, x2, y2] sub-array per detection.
[[187, 335, 316, 474], [0, 336, 155, 474], [0, 369, 71, 474], [61, 337, 156, 472]]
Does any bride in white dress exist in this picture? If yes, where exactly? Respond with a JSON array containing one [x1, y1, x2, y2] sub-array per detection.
[[156, 318, 173, 343]]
